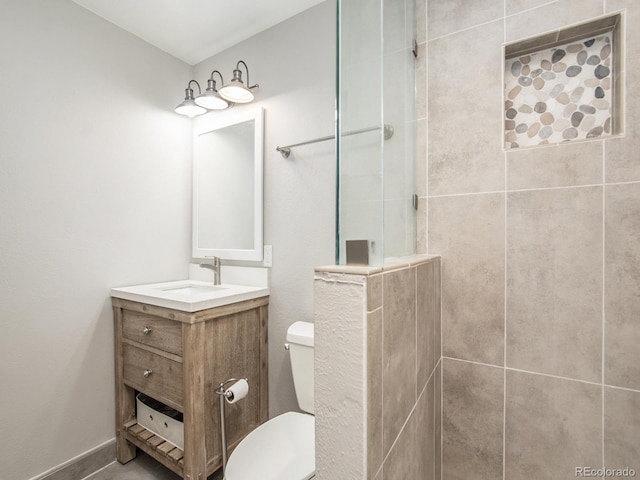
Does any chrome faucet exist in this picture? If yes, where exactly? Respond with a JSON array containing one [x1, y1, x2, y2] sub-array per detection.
[[200, 257, 221, 285]]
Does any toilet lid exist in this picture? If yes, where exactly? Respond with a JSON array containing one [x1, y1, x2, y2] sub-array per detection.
[[225, 412, 315, 480]]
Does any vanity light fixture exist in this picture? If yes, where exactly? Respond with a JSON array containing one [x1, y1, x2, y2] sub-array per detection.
[[175, 80, 207, 117], [219, 60, 259, 104], [195, 70, 230, 110]]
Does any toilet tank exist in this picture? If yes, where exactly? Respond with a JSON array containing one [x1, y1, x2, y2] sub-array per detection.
[[286, 321, 314, 415]]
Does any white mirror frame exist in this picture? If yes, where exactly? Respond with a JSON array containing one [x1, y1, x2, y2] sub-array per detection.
[[192, 106, 264, 261]]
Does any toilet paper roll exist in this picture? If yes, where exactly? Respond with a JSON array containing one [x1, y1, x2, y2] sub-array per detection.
[[225, 379, 249, 404]]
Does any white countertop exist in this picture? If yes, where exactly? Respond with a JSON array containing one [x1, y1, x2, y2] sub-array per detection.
[[111, 279, 269, 312]]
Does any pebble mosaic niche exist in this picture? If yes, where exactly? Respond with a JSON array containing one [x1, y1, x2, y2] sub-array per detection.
[[504, 15, 622, 149]]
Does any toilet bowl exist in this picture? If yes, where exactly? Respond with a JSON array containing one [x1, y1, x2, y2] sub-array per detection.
[[224, 412, 314, 479], [224, 321, 315, 480]]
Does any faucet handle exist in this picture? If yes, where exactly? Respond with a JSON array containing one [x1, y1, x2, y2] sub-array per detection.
[[201, 256, 220, 266], [199, 257, 222, 285]]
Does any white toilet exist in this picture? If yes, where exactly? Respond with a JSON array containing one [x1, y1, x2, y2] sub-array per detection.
[[224, 321, 315, 480]]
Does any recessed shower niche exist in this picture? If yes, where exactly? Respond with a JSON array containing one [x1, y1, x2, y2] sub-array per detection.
[[504, 13, 623, 149]]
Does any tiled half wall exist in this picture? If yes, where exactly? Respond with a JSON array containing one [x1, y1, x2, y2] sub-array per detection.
[[313, 255, 441, 480]]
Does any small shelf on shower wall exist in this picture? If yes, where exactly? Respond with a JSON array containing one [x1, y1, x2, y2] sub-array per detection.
[[504, 13, 624, 149]]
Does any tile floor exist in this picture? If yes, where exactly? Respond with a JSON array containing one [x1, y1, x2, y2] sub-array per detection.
[[84, 453, 223, 480]]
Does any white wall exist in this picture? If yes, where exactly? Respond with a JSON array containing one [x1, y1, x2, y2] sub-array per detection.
[[193, 1, 336, 416], [0, 1, 336, 477], [0, 1, 193, 478]]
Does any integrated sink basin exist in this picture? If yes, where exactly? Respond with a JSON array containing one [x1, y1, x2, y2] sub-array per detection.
[[159, 284, 228, 295], [111, 280, 269, 312]]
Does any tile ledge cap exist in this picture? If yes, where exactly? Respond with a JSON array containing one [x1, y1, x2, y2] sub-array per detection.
[[315, 254, 440, 275]]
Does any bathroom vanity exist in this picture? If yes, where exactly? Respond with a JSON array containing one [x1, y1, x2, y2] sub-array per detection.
[[111, 280, 269, 479]]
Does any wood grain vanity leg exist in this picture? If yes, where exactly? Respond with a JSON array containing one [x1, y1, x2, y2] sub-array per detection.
[[113, 307, 137, 463], [182, 321, 207, 480], [259, 305, 269, 423]]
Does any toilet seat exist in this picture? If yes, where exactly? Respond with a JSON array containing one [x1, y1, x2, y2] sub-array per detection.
[[224, 411, 315, 480]]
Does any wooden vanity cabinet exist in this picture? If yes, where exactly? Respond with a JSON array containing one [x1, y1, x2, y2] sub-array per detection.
[[112, 295, 269, 480]]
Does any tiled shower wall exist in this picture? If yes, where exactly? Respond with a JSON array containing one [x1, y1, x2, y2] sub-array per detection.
[[416, 0, 640, 478]]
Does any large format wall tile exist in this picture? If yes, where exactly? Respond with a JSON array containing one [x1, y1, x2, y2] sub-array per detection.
[[507, 141, 604, 190], [427, 0, 503, 40], [428, 21, 504, 196], [417, 258, 441, 390], [416, 376, 436, 480], [604, 387, 640, 475], [367, 308, 383, 478], [507, 186, 603, 382], [429, 194, 505, 366], [382, 407, 418, 480], [607, 0, 640, 66], [603, 0, 640, 182], [505, 370, 602, 479], [605, 45, 640, 182], [605, 136, 640, 184], [382, 267, 417, 455], [506, 0, 558, 16], [434, 362, 442, 480], [506, 0, 605, 43], [442, 359, 504, 480], [605, 183, 640, 390]]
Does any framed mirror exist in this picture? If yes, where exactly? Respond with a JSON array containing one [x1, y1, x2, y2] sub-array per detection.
[[193, 106, 264, 261]]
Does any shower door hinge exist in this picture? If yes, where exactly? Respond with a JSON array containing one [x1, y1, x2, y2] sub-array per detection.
[[412, 194, 419, 210], [412, 39, 418, 58]]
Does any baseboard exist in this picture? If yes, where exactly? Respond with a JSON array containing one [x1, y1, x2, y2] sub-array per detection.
[[30, 439, 116, 480]]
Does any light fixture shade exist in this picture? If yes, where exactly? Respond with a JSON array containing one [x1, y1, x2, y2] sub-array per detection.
[[195, 92, 228, 109], [219, 81, 254, 103], [175, 81, 206, 117], [175, 99, 206, 117], [195, 79, 230, 110], [219, 64, 256, 103]]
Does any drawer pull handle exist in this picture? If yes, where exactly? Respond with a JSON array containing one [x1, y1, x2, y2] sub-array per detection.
[[143, 326, 152, 335], [143, 369, 153, 378]]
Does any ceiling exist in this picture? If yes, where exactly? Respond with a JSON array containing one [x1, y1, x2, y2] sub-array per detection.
[[71, 0, 326, 65]]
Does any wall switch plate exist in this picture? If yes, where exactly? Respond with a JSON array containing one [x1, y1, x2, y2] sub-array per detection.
[[263, 245, 273, 267]]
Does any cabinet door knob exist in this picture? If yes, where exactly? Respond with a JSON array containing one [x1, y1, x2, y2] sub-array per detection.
[[143, 326, 152, 335], [143, 369, 153, 378]]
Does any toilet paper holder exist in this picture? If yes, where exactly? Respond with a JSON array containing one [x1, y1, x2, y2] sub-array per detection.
[[215, 378, 249, 475]]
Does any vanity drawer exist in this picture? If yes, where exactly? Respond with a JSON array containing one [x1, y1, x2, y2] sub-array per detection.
[[122, 311, 183, 356], [122, 343, 183, 410]]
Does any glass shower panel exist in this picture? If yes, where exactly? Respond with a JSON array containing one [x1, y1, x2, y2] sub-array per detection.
[[383, 0, 417, 258], [337, 0, 417, 266], [337, 0, 384, 266]]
